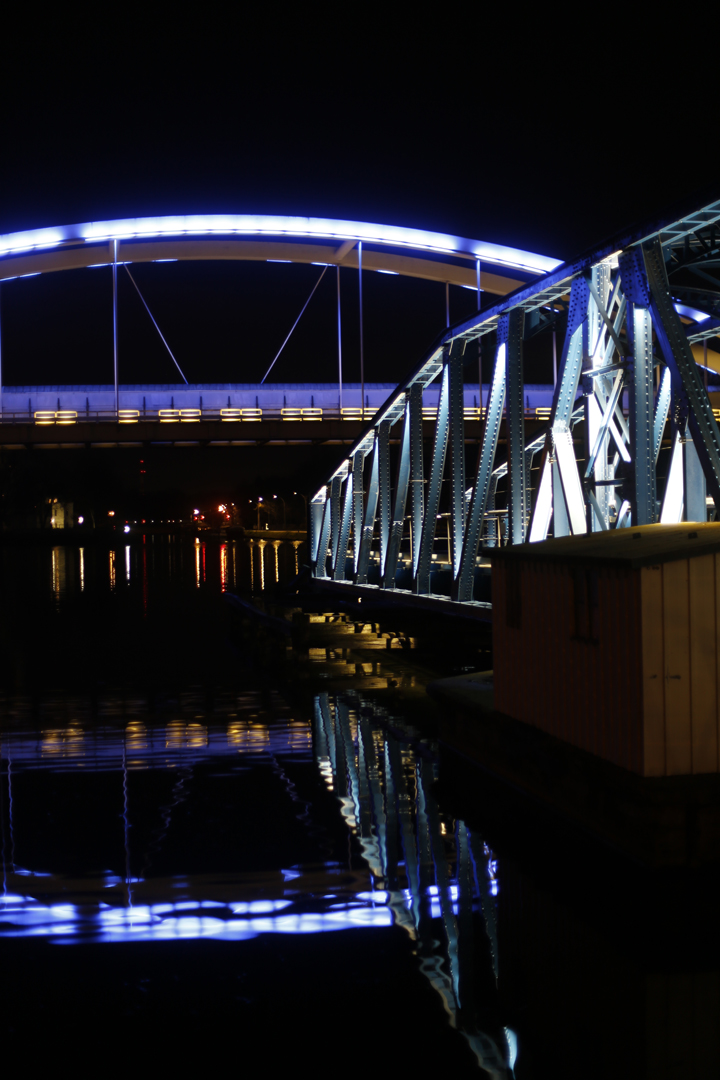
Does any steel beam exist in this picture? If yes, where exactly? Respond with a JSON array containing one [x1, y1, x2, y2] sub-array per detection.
[[310, 497, 325, 565], [352, 450, 365, 571], [329, 472, 342, 568], [644, 238, 720, 509], [654, 366, 671, 465], [316, 493, 333, 578], [332, 470, 354, 580], [357, 430, 381, 584], [620, 249, 656, 526], [448, 340, 467, 575], [506, 309, 526, 544], [409, 383, 424, 576], [377, 420, 392, 576], [529, 278, 589, 542], [416, 358, 450, 595], [455, 332, 506, 600], [383, 396, 412, 588]]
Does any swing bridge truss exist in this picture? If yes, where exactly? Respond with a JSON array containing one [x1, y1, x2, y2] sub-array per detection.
[[309, 195, 720, 606]]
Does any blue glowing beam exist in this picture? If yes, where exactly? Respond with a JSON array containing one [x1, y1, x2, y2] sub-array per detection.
[[0, 215, 562, 276]]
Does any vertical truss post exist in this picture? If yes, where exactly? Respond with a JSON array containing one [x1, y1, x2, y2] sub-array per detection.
[[524, 445, 538, 528], [529, 277, 590, 542], [315, 494, 333, 578], [455, 324, 508, 600], [485, 473, 500, 547], [654, 366, 671, 465], [332, 469, 354, 580], [585, 265, 611, 530], [310, 496, 325, 568], [416, 356, 451, 595], [448, 339, 467, 576], [352, 450, 364, 571], [409, 382, 424, 576], [631, 304, 657, 524], [552, 458, 569, 536], [357, 432, 381, 584], [685, 436, 707, 522], [661, 430, 684, 523], [620, 249, 656, 526], [377, 421, 392, 576], [383, 396, 412, 588], [643, 238, 720, 511], [506, 309, 526, 544], [329, 473, 342, 568]]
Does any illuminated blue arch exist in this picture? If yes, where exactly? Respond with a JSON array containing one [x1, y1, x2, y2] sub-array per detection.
[[0, 214, 561, 291]]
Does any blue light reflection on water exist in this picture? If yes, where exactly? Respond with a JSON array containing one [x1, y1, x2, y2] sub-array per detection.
[[0, 892, 392, 944], [0, 686, 510, 1074]]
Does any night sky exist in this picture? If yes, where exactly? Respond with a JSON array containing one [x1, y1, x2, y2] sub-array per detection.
[[1, 16, 714, 394]]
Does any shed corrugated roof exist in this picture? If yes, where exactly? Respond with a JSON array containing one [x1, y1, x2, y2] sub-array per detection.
[[485, 523, 720, 568]]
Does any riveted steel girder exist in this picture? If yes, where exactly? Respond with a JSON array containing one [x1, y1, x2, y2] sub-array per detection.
[[377, 420, 392, 577], [416, 358, 451, 595], [332, 470, 354, 580], [383, 396, 412, 588], [352, 450, 365, 571], [506, 309, 526, 544], [329, 472, 342, 567], [628, 304, 656, 524], [529, 277, 589, 542], [448, 340, 467, 576], [409, 382, 424, 576], [357, 429, 383, 584], [310, 497, 325, 566], [316, 490, 334, 578], [644, 238, 720, 510], [455, 330, 507, 600]]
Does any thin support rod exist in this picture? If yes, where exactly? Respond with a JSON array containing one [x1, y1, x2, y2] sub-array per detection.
[[123, 265, 188, 385], [476, 259, 482, 421], [337, 266, 343, 411], [112, 240, 119, 416], [358, 241, 365, 419], [445, 282, 450, 328], [261, 265, 328, 383]]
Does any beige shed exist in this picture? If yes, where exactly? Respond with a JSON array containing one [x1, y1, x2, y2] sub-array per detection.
[[489, 523, 720, 778]]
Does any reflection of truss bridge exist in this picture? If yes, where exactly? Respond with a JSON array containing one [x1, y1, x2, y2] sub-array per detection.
[[313, 691, 511, 1076], [310, 197, 720, 605]]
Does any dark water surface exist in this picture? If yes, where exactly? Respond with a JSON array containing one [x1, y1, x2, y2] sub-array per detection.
[[1, 538, 718, 1078], [0, 538, 506, 1076]]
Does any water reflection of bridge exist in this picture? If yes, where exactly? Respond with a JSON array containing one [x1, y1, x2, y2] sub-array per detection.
[[313, 691, 513, 1076]]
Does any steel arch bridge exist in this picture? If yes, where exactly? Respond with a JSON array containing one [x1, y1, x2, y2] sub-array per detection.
[[308, 195, 720, 608], [0, 213, 560, 429]]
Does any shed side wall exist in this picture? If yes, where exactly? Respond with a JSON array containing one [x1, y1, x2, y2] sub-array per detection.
[[494, 560, 642, 773]]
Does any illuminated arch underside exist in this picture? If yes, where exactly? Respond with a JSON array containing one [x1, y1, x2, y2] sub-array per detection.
[[0, 215, 561, 296]]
